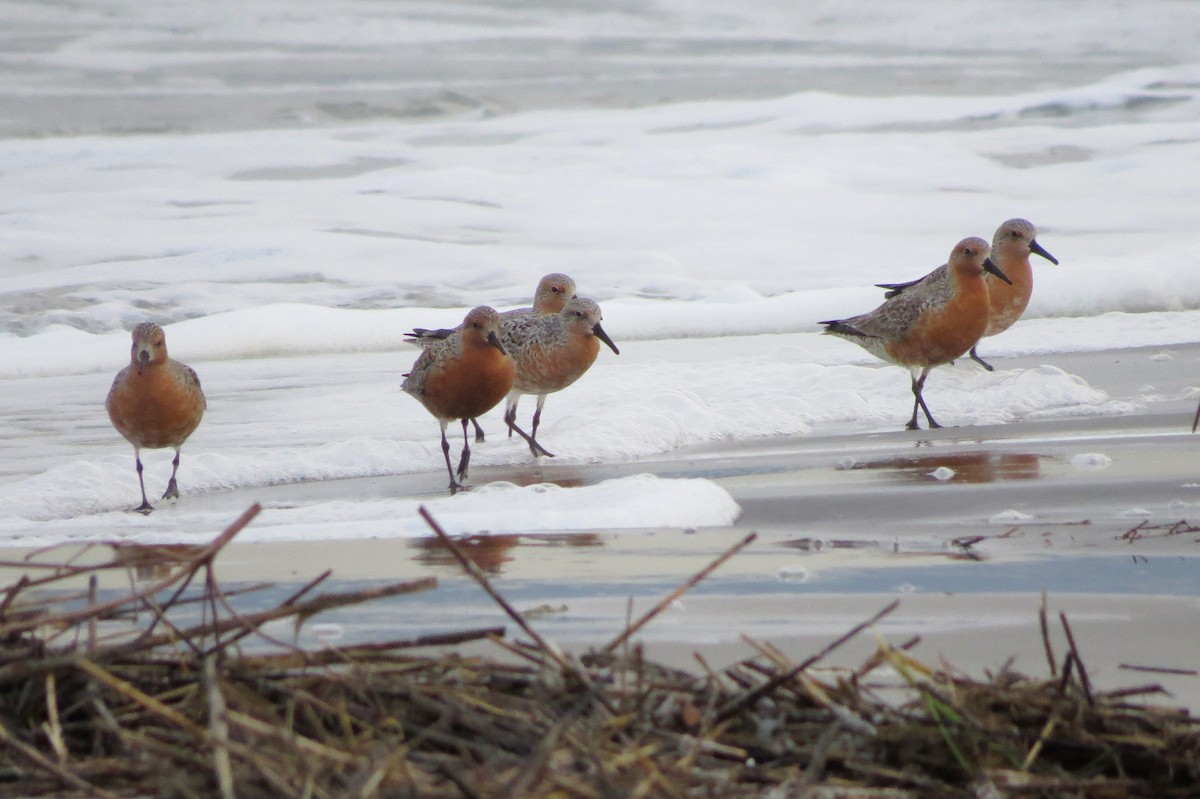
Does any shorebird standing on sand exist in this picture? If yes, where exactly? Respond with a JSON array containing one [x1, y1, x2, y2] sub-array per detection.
[[876, 219, 1057, 371], [821, 237, 1010, 431], [501, 296, 620, 457], [406, 273, 577, 441], [106, 322, 206, 513], [402, 306, 517, 494]]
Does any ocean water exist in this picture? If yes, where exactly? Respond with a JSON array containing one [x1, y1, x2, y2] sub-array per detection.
[[2, 1, 1199, 543]]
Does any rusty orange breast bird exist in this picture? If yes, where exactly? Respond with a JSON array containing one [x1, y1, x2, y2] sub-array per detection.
[[105, 322, 206, 512], [405, 272, 577, 442], [402, 305, 515, 494], [822, 237, 1010, 430], [877, 219, 1056, 371], [499, 296, 619, 457]]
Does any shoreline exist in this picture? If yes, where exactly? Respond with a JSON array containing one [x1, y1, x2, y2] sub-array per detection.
[[2, 344, 1197, 709]]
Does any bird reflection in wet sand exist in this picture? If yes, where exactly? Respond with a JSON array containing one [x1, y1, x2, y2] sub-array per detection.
[[843, 452, 1042, 484], [411, 532, 602, 575]]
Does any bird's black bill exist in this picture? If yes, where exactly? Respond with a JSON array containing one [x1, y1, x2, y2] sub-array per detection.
[[487, 331, 507, 355], [593, 324, 620, 354], [983, 257, 1012, 285], [1030, 239, 1059, 265]]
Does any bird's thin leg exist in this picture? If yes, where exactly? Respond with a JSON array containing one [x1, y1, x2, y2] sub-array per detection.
[[471, 418, 486, 442], [133, 450, 153, 513], [968, 345, 994, 372], [162, 449, 182, 500], [530, 395, 547, 439], [504, 396, 520, 438], [456, 419, 472, 481], [509, 394, 553, 457], [439, 422, 460, 494], [910, 369, 942, 430], [508, 420, 554, 458]]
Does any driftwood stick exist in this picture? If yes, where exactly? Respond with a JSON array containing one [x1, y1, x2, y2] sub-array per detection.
[[1040, 592, 1057, 678], [0, 716, 124, 799], [282, 569, 333, 606], [603, 532, 757, 654], [0, 504, 262, 642], [418, 506, 619, 716], [112, 577, 438, 658], [1059, 612, 1094, 706], [76, 657, 207, 737], [715, 599, 901, 724], [418, 506, 567, 670], [1118, 663, 1199, 676], [234, 627, 507, 671], [204, 656, 236, 799]]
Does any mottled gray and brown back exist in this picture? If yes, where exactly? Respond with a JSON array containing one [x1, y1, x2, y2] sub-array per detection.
[[824, 265, 953, 362], [502, 297, 605, 393], [406, 273, 577, 346], [401, 331, 466, 397]]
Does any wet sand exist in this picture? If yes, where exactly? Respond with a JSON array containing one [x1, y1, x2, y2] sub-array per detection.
[[6, 344, 1199, 709]]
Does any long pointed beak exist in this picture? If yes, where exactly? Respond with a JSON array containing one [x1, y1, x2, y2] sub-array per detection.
[[487, 331, 508, 356], [593, 323, 620, 355], [983, 256, 1012, 285], [1029, 238, 1059, 265], [136, 349, 150, 375]]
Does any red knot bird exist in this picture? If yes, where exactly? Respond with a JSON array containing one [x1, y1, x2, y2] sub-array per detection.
[[822, 237, 1010, 430], [877, 219, 1057, 371], [501, 296, 619, 456], [106, 322, 206, 512], [402, 306, 516, 494], [406, 273, 577, 441]]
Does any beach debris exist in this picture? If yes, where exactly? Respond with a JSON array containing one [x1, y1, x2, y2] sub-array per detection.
[[1071, 452, 1113, 471], [0, 505, 1196, 797], [929, 466, 956, 481], [989, 509, 1038, 524], [776, 564, 809, 581], [1119, 518, 1200, 542]]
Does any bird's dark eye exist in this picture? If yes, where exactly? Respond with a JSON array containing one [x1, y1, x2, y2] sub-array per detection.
[[551, 286, 561, 293]]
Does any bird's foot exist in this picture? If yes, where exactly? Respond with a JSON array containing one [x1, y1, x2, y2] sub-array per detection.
[[528, 440, 555, 458]]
